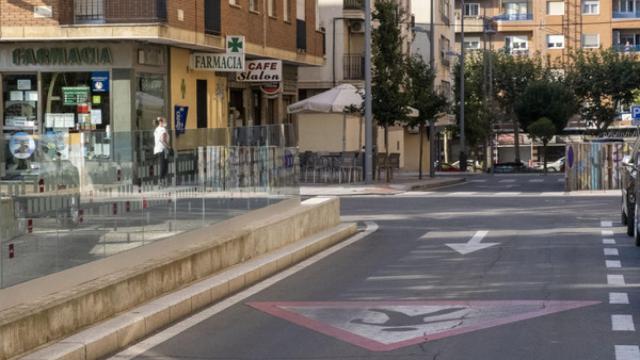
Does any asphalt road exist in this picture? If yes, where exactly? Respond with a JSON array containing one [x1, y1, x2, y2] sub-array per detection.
[[112, 174, 638, 360]]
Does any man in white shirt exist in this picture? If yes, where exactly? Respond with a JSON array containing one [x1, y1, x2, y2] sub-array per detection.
[[154, 117, 169, 185]]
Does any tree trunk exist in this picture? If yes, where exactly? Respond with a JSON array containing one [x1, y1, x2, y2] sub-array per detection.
[[384, 124, 390, 183], [513, 116, 521, 163], [543, 139, 548, 175], [418, 123, 424, 180]]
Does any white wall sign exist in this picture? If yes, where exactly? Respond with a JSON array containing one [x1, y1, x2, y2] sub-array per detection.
[[190, 53, 245, 72], [236, 60, 282, 82]]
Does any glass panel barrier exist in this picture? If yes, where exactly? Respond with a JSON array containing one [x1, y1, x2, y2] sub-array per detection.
[[0, 125, 298, 288]]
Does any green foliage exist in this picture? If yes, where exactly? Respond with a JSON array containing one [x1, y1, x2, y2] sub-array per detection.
[[514, 80, 578, 134], [372, 0, 410, 128], [405, 55, 449, 127], [527, 117, 556, 144], [567, 49, 640, 133], [492, 52, 546, 114]]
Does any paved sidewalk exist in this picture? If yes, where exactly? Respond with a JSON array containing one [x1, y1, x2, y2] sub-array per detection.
[[300, 174, 466, 196]]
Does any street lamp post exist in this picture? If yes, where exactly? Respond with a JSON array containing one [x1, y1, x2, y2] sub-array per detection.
[[459, 0, 467, 172], [364, 0, 373, 183]]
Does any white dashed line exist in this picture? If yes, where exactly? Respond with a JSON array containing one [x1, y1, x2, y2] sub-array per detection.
[[612, 315, 636, 331], [602, 230, 615, 237], [557, 178, 565, 182], [616, 345, 640, 360], [529, 179, 544, 183], [603, 239, 617, 245], [607, 260, 623, 268], [605, 248, 620, 256], [608, 275, 626, 286], [499, 179, 516, 183], [610, 293, 630, 305], [602, 221, 613, 227], [366, 275, 433, 281]]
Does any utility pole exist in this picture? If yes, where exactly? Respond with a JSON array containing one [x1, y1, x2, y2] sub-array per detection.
[[459, 0, 467, 172], [428, 0, 436, 178], [364, 0, 373, 183]]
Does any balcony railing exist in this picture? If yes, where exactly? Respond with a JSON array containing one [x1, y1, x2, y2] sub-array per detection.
[[614, 44, 640, 52], [505, 48, 529, 56], [495, 13, 533, 21], [613, 11, 640, 19], [74, 0, 167, 24], [344, 0, 364, 10], [344, 54, 364, 80]]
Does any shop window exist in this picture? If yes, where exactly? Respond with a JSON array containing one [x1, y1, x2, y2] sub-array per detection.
[[41, 72, 111, 132], [3, 74, 38, 132], [136, 73, 166, 131]]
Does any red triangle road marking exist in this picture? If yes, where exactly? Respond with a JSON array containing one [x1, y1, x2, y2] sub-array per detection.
[[247, 300, 600, 352]]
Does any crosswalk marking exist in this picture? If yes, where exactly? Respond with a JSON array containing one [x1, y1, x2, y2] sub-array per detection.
[[607, 260, 622, 268], [608, 275, 626, 286], [601, 221, 613, 227], [603, 239, 617, 245], [612, 315, 636, 331], [499, 179, 516, 183], [605, 248, 620, 256], [615, 345, 640, 360], [529, 179, 544, 183], [610, 293, 630, 305]]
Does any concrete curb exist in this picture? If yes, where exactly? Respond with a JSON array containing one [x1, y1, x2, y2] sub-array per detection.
[[21, 222, 358, 360], [300, 178, 466, 197], [388, 178, 466, 192]]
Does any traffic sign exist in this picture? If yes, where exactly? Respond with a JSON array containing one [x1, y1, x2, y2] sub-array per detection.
[[249, 300, 599, 351], [631, 105, 640, 126]]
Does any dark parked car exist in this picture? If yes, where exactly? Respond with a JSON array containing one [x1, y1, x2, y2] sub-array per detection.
[[491, 161, 529, 173], [621, 155, 636, 238]]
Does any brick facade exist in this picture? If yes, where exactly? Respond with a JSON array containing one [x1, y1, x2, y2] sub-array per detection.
[[1, 0, 324, 58]]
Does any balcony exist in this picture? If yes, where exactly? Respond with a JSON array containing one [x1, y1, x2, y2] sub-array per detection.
[[613, 11, 640, 19], [343, 54, 364, 80], [495, 13, 533, 21], [344, 0, 364, 10], [74, 0, 167, 24], [614, 44, 640, 52]]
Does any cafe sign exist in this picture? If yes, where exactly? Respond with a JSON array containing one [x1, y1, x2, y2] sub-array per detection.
[[236, 60, 282, 82], [190, 35, 245, 72], [13, 47, 113, 66]]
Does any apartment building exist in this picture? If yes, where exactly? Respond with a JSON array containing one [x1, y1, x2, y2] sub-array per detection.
[[454, 0, 640, 64], [412, 0, 455, 98], [0, 0, 323, 138]]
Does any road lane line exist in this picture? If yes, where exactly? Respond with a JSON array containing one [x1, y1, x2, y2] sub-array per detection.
[[499, 179, 515, 183], [557, 178, 564, 182], [612, 315, 636, 331], [615, 345, 640, 360], [608, 275, 626, 286], [367, 275, 433, 281], [610, 293, 630, 305], [603, 230, 615, 237], [602, 221, 613, 227], [108, 222, 379, 360], [607, 260, 623, 268], [603, 239, 617, 245], [469, 179, 487, 183], [605, 248, 620, 256], [529, 179, 544, 183]]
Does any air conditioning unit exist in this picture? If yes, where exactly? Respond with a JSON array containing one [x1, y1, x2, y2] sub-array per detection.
[[349, 20, 365, 33]]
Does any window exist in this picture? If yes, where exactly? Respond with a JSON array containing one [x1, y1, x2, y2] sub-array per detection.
[[463, 37, 481, 49], [268, 0, 276, 17], [582, 0, 599, 14], [440, 36, 451, 64], [504, 2, 529, 16], [284, 0, 290, 21], [547, 1, 564, 15], [619, 0, 635, 13], [582, 33, 600, 48], [464, 3, 480, 16], [547, 34, 565, 48], [3, 74, 38, 132], [505, 35, 528, 52], [229, 0, 238, 6], [249, 0, 258, 12], [441, 0, 450, 19]]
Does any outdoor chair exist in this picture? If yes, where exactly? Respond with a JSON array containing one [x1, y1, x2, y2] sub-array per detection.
[[338, 152, 357, 184]]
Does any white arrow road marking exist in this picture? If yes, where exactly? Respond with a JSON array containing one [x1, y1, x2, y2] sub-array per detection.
[[446, 231, 499, 255]]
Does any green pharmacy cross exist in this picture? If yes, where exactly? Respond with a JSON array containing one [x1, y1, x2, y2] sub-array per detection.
[[228, 37, 243, 53]]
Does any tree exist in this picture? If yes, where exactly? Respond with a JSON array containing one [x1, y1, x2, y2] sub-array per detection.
[[514, 79, 578, 138], [567, 49, 640, 134], [405, 55, 448, 179], [492, 52, 545, 162], [527, 118, 556, 173], [372, 0, 410, 181]]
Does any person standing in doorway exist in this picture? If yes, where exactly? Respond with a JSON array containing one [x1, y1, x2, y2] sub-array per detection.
[[154, 117, 170, 185]]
